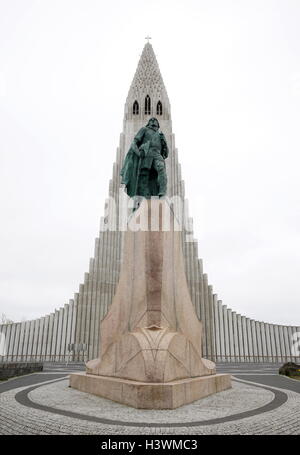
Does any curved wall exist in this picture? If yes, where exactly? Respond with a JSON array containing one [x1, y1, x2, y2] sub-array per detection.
[[1, 295, 299, 363]]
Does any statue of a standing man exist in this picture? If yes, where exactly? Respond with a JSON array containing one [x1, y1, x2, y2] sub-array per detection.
[[120, 118, 169, 198]]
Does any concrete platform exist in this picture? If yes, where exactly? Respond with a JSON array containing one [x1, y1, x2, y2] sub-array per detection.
[[69, 372, 231, 409]]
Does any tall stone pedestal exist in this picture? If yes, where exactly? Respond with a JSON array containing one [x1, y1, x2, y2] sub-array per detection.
[[70, 199, 231, 409]]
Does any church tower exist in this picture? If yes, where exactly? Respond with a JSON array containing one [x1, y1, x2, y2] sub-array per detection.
[[123, 42, 171, 144], [72, 42, 216, 360]]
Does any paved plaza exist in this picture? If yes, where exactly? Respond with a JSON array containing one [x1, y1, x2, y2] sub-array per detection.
[[0, 362, 299, 435]]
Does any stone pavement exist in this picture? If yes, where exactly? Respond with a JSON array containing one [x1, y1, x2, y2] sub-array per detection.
[[0, 363, 299, 435]]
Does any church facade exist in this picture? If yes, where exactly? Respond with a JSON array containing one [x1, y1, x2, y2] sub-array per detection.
[[1, 43, 299, 363]]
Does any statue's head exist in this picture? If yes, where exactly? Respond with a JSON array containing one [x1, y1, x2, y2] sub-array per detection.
[[146, 117, 160, 131]]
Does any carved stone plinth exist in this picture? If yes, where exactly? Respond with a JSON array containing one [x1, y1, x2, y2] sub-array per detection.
[[69, 372, 231, 409], [70, 199, 231, 408]]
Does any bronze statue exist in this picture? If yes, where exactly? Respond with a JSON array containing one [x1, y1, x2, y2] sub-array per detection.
[[120, 118, 169, 198]]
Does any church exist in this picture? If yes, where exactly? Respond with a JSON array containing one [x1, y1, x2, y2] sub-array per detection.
[[0, 43, 299, 363]]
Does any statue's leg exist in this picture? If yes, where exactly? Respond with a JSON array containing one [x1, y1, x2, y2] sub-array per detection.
[[137, 168, 151, 198], [153, 158, 167, 197]]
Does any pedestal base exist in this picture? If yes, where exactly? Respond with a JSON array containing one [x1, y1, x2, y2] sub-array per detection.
[[69, 372, 232, 409]]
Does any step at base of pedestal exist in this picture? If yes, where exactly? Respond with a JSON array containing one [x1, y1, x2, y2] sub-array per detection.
[[69, 372, 232, 409]]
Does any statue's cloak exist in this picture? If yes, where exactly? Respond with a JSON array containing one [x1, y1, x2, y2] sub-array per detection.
[[120, 145, 159, 198], [120, 146, 140, 198]]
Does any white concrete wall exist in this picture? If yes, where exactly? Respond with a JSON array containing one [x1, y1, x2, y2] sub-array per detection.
[[1, 293, 299, 364], [0, 300, 77, 362]]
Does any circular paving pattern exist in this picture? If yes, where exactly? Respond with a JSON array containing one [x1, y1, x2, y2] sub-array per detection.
[[21, 378, 282, 427], [0, 371, 299, 435]]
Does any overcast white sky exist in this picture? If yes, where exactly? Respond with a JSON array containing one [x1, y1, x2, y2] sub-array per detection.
[[0, 0, 299, 326]]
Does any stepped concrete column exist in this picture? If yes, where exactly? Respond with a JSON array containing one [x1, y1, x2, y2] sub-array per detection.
[[218, 301, 225, 361], [237, 314, 244, 361]]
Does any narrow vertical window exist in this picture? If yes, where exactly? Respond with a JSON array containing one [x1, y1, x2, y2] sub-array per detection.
[[133, 100, 139, 115], [156, 100, 162, 115], [145, 95, 151, 115]]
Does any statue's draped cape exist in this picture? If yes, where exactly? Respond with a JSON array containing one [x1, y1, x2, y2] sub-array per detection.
[[120, 145, 140, 198]]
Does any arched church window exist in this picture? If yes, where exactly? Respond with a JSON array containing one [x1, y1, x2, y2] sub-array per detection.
[[156, 100, 162, 115], [133, 100, 139, 115], [145, 95, 151, 115]]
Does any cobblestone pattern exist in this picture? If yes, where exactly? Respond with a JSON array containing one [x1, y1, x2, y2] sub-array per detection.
[[29, 380, 274, 424], [0, 376, 299, 435]]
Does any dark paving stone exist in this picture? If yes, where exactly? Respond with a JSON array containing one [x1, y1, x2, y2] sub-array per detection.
[[0, 374, 69, 394], [234, 374, 300, 394]]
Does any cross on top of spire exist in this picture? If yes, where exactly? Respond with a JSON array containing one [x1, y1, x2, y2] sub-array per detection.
[[145, 35, 152, 43]]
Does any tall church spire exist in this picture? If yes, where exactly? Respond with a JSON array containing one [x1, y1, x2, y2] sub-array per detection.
[[124, 43, 171, 127]]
